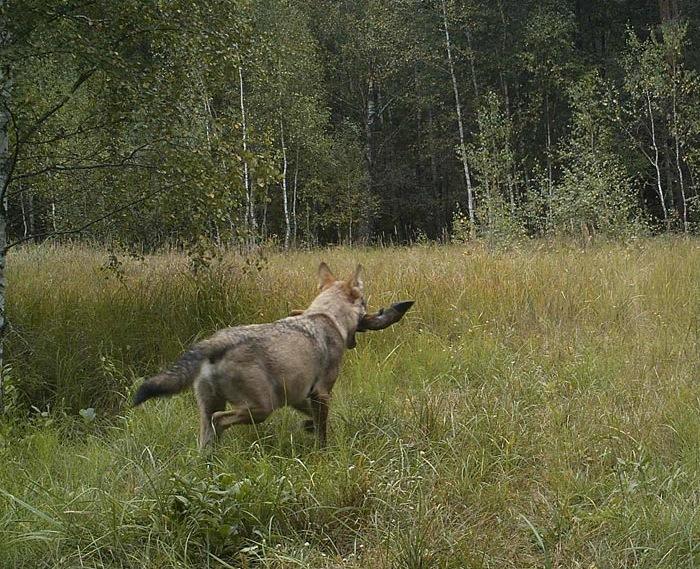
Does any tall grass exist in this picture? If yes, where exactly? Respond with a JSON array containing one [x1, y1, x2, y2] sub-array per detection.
[[2, 239, 699, 567]]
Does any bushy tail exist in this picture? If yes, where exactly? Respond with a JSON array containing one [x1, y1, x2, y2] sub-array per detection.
[[133, 346, 205, 406]]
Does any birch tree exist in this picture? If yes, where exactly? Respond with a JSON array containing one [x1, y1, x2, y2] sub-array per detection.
[[520, 4, 576, 229], [0, 60, 9, 414], [248, 0, 337, 246], [279, 118, 290, 248], [239, 64, 257, 242], [441, 0, 475, 231], [0, 0, 269, 408], [554, 71, 640, 238], [468, 91, 519, 235], [621, 28, 691, 230]]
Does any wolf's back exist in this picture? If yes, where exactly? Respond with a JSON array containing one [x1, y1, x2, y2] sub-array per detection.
[[133, 346, 206, 406]]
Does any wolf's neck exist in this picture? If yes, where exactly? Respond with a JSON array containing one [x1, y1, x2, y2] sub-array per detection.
[[308, 311, 347, 345], [305, 296, 356, 341]]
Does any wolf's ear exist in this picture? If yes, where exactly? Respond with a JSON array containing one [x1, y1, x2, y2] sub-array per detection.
[[318, 262, 335, 289], [347, 264, 364, 290]]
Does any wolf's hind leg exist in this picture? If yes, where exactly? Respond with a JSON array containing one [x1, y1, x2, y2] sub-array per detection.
[[196, 382, 226, 451], [212, 406, 272, 435]]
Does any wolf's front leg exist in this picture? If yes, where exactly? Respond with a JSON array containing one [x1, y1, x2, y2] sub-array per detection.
[[291, 399, 315, 432], [292, 399, 313, 417], [310, 391, 331, 447]]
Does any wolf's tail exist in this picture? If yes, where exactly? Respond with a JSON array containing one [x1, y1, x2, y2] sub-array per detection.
[[133, 346, 206, 406]]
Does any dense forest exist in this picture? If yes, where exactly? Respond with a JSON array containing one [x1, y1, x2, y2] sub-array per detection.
[[2, 0, 700, 250]]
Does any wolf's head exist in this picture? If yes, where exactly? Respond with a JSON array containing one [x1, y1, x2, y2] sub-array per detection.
[[307, 262, 366, 349]]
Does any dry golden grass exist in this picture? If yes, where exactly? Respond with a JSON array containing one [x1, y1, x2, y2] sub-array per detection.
[[1, 238, 699, 567]]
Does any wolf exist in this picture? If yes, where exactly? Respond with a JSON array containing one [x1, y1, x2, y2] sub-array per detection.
[[133, 262, 411, 449]]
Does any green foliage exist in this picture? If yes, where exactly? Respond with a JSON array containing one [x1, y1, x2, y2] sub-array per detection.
[[4, 0, 272, 249], [6, 1, 700, 248], [520, 2, 578, 88], [167, 471, 293, 556], [620, 21, 700, 232], [316, 122, 378, 243], [450, 205, 471, 243], [468, 91, 525, 242], [553, 71, 644, 238]]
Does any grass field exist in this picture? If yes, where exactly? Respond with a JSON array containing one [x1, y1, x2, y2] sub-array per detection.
[[2, 239, 700, 568]]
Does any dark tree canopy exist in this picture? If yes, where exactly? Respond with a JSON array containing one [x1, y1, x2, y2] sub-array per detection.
[[4, 0, 700, 249]]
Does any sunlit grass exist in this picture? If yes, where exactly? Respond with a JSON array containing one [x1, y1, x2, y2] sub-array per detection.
[[2, 238, 699, 567]]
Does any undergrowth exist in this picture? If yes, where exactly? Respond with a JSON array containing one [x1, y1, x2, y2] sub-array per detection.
[[1, 239, 699, 567]]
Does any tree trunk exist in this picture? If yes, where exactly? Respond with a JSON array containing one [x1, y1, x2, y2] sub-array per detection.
[[464, 24, 479, 98], [366, 77, 375, 172], [306, 203, 311, 246], [671, 72, 688, 231], [279, 119, 290, 249], [658, 0, 679, 22], [663, 133, 675, 217], [427, 106, 442, 227], [19, 183, 27, 238], [261, 185, 268, 240], [28, 191, 35, 240], [507, 172, 515, 216], [0, 194, 5, 416], [0, 66, 10, 414], [688, 164, 699, 220], [646, 90, 669, 228], [496, 0, 510, 112], [292, 146, 299, 247], [545, 91, 553, 228], [238, 65, 256, 244], [360, 75, 376, 242], [442, 0, 475, 231], [50, 190, 57, 232]]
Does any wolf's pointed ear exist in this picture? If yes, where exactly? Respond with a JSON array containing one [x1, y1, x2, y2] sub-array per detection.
[[348, 264, 364, 290], [318, 262, 335, 289]]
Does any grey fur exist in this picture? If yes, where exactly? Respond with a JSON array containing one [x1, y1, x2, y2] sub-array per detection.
[[134, 263, 367, 449]]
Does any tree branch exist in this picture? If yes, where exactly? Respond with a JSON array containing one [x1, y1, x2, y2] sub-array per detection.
[[20, 67, 97, 146], [7, 140, 166, 195], [1, 67, 97, 203], [5, 185, 167, 252], [25, 114, 123, 146], [14, 160, 159, 181]]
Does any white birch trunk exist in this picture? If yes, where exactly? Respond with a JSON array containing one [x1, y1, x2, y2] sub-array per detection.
[[239, 65, 257, 242], [261, 186, 268, 239], [671, 82, 688, 232], [464, 25, 479, 98], [306, 203, 311, 246], [51, 198, 57, 231], [280, 120, 290, 249], [19, 183, 28, 238], [360, 75, 375, 242], [28, 191, 34, 239], [646, 90, 669, 227], [508, 172, 515, 215], [496, 0, 510, 111], [545, 91, 553, 226], [442, 0, 475, 230], [366, 77, 375, 172], [292, 147, 299, 247]]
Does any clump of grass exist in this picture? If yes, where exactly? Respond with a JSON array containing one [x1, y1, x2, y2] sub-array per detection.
[[1, 238, 699, 567]]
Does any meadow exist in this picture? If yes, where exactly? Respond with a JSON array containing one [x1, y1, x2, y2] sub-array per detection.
[[1, 239, 699, 568]]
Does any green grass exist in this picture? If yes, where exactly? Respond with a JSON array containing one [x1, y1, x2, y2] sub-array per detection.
[[2, 239, 700, 567]]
